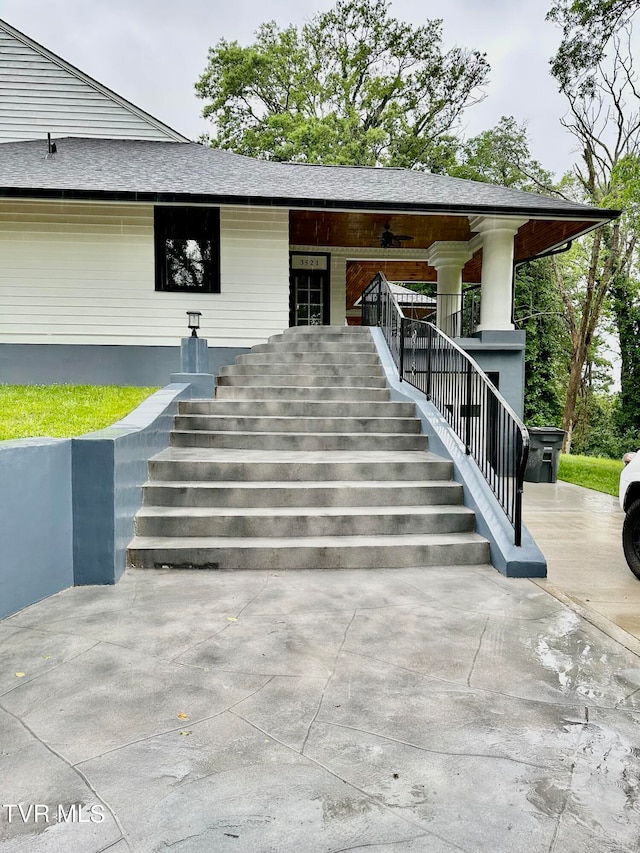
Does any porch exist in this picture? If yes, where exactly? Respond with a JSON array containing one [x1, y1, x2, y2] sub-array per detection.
[[288, 209, 546, 419]]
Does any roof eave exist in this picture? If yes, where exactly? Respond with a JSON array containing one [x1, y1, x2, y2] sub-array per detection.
[[0, 185, 621, 223]]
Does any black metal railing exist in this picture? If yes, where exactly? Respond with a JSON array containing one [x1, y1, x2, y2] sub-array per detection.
[[361, 272, 529, 546], [377, 285, 481, 337], [435, 286, 481, 338]]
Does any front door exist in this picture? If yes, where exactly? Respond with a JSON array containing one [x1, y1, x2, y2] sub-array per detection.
[[289, 253, 330, 326]]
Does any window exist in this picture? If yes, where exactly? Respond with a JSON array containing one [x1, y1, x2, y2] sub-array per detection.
[[154, 207, 220, 293]]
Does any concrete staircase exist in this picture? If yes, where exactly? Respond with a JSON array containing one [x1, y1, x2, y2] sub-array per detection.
[[127, 326, 489, 570]]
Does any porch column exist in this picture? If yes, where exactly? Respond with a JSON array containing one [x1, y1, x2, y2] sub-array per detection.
[[469, 216, 527, 332], [426, 242, 473, 337]]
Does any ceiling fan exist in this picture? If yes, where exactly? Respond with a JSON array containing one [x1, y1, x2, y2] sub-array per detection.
[[380, 223, 414, 249]]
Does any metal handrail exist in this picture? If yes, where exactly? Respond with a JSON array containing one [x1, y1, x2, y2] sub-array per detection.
[[361, 272, 529, 546]]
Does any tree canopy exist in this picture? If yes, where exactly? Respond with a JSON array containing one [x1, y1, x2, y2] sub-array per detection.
[[547, 0, 640, 449], [451, 116, 556, 192], [195, 0, 489, 170], [547, 0, 639, 86]]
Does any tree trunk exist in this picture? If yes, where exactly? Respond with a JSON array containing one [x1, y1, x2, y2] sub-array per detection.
[[562, 344, 584, 453]]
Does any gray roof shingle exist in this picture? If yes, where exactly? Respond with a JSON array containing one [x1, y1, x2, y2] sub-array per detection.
[[0, 137, 616, 219]]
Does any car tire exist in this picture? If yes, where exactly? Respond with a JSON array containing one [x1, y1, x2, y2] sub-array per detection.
[[622, 498, 640, 580]]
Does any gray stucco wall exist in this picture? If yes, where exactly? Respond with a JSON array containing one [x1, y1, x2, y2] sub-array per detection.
[[0, 438, 73, 619], [0, 381, 213, 618], [456, 331, 526, 420], [0, 344, 249, 386], [72, 383, 192, 586]]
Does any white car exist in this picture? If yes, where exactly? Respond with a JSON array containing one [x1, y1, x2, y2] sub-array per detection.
[[620, 450, 640, 579]]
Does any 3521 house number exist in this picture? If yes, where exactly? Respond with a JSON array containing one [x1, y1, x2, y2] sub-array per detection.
[[291, 255, 328, 271]]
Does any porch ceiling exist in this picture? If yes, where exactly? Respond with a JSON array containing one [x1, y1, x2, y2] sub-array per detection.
[[290, 210, 597, 267]]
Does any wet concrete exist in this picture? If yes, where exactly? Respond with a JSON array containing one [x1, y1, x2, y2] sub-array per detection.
[[524, 480, 640, 651], [1, 564, 639, 852]]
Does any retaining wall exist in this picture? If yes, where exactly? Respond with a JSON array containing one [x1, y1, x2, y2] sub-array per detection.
[[0, 383, 191, 619]]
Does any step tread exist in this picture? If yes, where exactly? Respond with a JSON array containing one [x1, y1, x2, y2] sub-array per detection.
[[129, 532, 488, 548], [136, 505, 474, 518], [181, 403, 414, 413], [176, 416, 419, 423], [217, 379, 387, 384], [142, 479, 459, 489], [152, 448, 444, 462], [221, 363, 383, 369], [171, 429, 424, 439]]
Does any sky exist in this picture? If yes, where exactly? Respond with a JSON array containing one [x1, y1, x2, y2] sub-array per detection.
[[0, 0, 578, 177]]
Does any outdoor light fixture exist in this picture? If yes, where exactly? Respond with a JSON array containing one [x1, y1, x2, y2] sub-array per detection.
[[186, 310, 202, 337]]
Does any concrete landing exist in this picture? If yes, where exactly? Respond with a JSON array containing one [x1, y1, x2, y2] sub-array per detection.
[[1, 564, 639, 851]]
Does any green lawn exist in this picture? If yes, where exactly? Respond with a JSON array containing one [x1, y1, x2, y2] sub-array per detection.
[[558, 453, 624, 497], [0, 385, 159, 440]]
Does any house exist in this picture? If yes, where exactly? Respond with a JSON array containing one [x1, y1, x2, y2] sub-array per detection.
[[0, 18, 617, 419], [354, 282, 437, 322]]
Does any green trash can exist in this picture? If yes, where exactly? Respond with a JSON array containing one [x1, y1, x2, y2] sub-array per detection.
[[525, 427, 565, 483]]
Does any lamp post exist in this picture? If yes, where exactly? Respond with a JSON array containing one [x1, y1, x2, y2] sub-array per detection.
[[170, 310, 214, 398], [187, 310, 202, 338]]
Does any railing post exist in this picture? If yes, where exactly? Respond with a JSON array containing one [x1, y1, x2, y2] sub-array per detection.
[[376, 281, 382, 327], [399, 317, 405, 382], [464, 358, 473, 455], [426, 324, 432, 401], [515, 486, 523, 547], [514, 428, 526, 546]]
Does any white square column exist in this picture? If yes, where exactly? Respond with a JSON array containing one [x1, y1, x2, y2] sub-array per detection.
[[469, 216, 527, 332]]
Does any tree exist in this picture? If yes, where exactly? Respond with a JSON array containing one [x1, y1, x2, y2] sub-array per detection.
[[452, 118, 571, 426], [195, 0, 489, 169], [547, 0, 639, 86], [547, 4, 640, 451], [515, 258, 570, 426], [451, 116, 556, 192], [608, 154, 640, 435]]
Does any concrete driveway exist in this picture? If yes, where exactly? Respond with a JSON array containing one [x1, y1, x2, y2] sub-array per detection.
[[524, 479, 640, 652], [1, 548, 640, 852]]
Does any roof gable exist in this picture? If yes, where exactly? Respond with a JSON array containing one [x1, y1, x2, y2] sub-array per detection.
[[0, 18, 188, 143]]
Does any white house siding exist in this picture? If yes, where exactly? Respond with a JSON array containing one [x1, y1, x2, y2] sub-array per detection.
[[0, 201, 290, 347], [0, 24, 185, 142]]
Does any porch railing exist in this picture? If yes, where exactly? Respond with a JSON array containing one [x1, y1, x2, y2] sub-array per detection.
[[362, 272, 529, 546], [436, 286, 481, 338]]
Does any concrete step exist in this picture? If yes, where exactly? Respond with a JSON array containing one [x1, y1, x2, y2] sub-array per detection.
[[251, 341, 377, 354], [235, 351, 382, 366], [148, 449, 454, 482], [268, 325, 372, 339], [215, 385, 391, 401], [128, 323, 490, 574], [284, 325, 371, 335], [173, 415, 421, 434], [128, 532, 490, 570], [141, 480, 464, 508], [170, 430, 428, 451], [216, 374, 387, 388], [218, 362, 384, 378], [180, 400, 414, 417], [135, 505, 476, 538]]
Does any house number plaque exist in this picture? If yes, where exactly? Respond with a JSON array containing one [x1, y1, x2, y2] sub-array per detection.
[[291, 255, 328, 271]]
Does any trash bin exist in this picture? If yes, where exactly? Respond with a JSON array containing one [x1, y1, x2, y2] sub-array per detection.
[[524, 427, 565, 483]]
